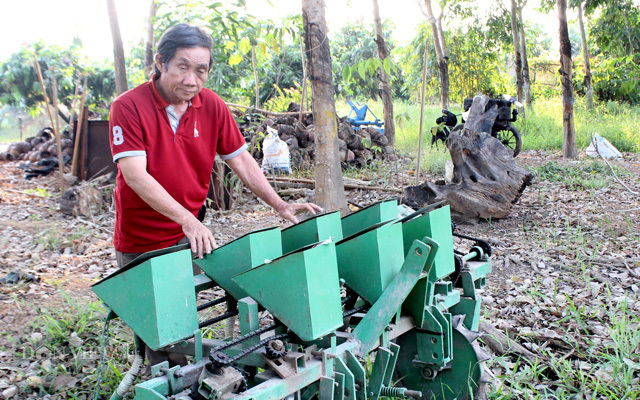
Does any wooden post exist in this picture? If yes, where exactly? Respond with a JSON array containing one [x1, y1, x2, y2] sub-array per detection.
[[49, 66, 67, 191], [415, 41, 429, 186], [71, 75, 89, 177]]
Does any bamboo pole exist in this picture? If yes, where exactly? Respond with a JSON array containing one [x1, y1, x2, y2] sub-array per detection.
[[33, 55, 56, 134], [415, 41, 430, 185], [49, 66, 67, 191], [71, 75, 89, 177], [299, 34, 308, 124]]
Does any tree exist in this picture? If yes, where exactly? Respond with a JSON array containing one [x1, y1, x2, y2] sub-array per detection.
[[372, 0, 396, 146], [144, 0, 157, 78], [302, 0, 347, 214], [0, 42, 116, 115], [510, 0, 524, 108], [517, 1, 532, 108], [558, 0, 578, 158], [576, 1, 593, 110], [106, 0, 128, 95], [423, 0, 449, 110]]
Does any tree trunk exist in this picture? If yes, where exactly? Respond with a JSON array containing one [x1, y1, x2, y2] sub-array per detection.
[[517, 2, 532, 110], [144, 0, 157, 79], [577, 2, 594, 110], [302, 0, 348, 214], [372, 0, 395, 146], [558, 0, 578, 158], [424, 0, 449, 110], [106, 0, 128, 95], [403, 96, 533, 223], [510, 0, 524, 108]]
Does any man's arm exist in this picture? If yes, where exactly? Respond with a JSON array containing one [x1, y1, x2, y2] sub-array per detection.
[[226, 151, 323, 223], [118, 156, 216, 258]]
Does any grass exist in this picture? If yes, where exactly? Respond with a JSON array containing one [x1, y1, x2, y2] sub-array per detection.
[[530, 159, 621, 189], [3, 290, 134, 398]]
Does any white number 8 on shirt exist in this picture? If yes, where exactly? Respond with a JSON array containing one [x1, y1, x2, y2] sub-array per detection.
[[113, 126, 124, 145]]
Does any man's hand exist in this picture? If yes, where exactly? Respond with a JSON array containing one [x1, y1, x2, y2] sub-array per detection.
[[276, 202, 324, 224], [181, 213, 217, 259], [119, 156, 217, 259]]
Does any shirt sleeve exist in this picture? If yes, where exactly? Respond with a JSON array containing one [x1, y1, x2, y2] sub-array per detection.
[[212, 94, 247, 160], [109, 98, 147, 163]]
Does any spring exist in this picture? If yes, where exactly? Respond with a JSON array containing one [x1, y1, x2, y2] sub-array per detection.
[[379, 386, 405, 397]]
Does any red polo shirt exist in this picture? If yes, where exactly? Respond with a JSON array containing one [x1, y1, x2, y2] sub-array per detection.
[[109, 79, 246, 253]]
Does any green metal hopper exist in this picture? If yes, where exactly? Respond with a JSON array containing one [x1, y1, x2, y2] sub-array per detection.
[[340, 199, 398, 238], [92, 245, 198, 350], [335, 220, 405, 304], [233, 240, 343, 341], [194, 227, 282, 300], [281, 211, 343, 254], [400, 204, 455, 278]]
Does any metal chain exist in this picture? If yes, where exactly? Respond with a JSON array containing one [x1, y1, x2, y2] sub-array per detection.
[[226, 333, 289, 365], [211, 323, 277, 353], [92, 316, 111, 400]]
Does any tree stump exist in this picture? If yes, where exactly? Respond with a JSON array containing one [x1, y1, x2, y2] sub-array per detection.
[[404, 96, 533, 223]]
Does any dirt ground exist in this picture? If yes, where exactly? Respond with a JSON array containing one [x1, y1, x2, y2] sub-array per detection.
[[0, 149, 639, 398]]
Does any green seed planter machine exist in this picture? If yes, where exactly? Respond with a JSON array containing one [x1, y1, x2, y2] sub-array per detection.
[[92, 200, 492, 400]]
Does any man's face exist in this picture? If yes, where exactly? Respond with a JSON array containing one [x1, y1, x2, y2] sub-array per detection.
[[155, 46, 210, 105]]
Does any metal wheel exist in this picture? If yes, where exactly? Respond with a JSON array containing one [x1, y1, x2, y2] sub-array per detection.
[[394, 318, 489, 400], [494, 126, 522, 157]]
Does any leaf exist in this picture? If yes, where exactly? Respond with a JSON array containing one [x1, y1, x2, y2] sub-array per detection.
[[228, 53, 243, 67], [51, 374, 77, 392]]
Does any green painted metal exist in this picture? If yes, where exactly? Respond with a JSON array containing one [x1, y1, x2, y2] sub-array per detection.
[[194, 227, 282, 300], [334, 357, 356, 400], [340, 199, 398, 238], [351, 239, 433, 355], [401, 205, 455, 278], [92, 248, 198, 350], [367, 347, 392, 400], [281, 211, 343, 254], [335, 221, 404, 304], [233, 241, 343, 341], [346, 350, 367, 400], [417, 307, 452, 366], [394, 325, 485, 400], [382, 342, 401, 387]]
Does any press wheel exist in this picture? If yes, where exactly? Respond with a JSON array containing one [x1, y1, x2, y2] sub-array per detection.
[[494, 126, 522, 157], [394, 317, 489, 400]]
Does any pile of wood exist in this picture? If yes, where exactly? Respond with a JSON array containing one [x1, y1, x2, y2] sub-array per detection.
[[232, 103, 395, 170], [0, 127, 73, 163]]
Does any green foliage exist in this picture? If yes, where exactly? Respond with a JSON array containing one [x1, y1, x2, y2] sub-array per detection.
[[591, 54, 640, 105], [331, 22, 405, 100], [588, 0, 640, 58], [263, 82, 308, 113], [0, 41, 117, 115]]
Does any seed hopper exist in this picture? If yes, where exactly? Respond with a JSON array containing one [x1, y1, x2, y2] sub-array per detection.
[[92, 200, 492, 400]]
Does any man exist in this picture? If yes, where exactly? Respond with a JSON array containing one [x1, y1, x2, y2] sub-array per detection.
[[109, 23, 321, 268]]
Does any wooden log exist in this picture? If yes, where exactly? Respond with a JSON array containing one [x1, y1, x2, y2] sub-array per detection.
[[403, 96, 533, 222]]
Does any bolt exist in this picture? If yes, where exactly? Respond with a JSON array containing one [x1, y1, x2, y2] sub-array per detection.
[[174, 369, 185, 378], [404, 389, 423, 399], [272, 340, 284, 351]]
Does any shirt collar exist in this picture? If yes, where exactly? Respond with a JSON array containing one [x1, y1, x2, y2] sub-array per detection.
[[150, 74, 203, 110]]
